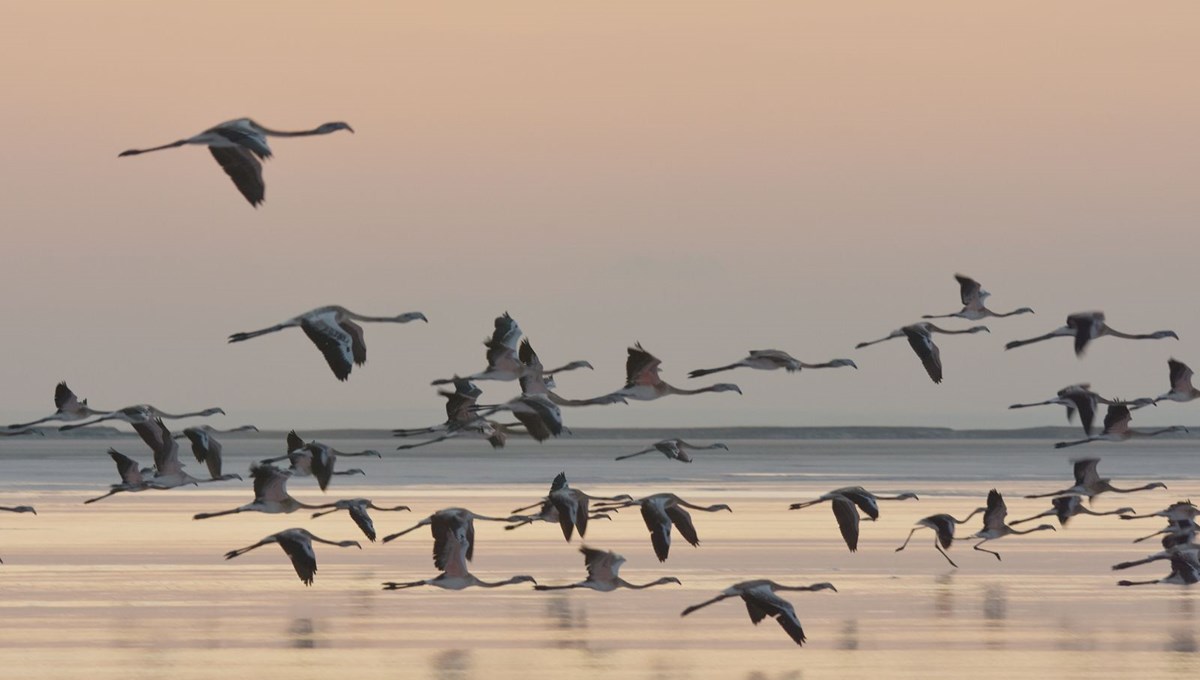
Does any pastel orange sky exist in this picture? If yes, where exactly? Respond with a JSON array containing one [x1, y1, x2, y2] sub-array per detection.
[[2, 2, 1198, 429]]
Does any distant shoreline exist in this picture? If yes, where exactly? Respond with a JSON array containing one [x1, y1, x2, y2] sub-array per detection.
[[25, 425, 1198, 441]]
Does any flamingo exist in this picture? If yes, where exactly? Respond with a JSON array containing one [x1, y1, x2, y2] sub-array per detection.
[[592, 493, 732, 562], [1005, 311, 1178, 356], [310, 498, 412, 542], [1117, 552, 1200, 587], [1011, 495, 1135, 527], [381, 508, 515, 569], [680, 580, 838, 646], [1024, 458, 1165, 502], [921, 274, 1034, 321], [506, 472, 631, 542], [788, 487, 919, 552], [1112, 538, 1200, 570], [173, 425, 257, 481], [262, 431, 380, 491], [471, 393, 565, 443], [228, 305, 426, 381], [59, 403, 225, 431], [1054, 404, 1186, 449], [614, 438, 729, 463], [117, 118, 353, 206], [8, 382, 110, 429], [393, 379, 516, 450], [1153, 359, 1200, 404], [967, 489, 1056, 560], [83, 448, 173, 504], [430, 313, 591, 386], [1008, 384, 1153, 436], [607, 344, 742, 402], [0, 428, 41, 437], [129, 418, 227, 489], [534, 547, 681, 591], [1120, 501, 1198, 544], [381, 525, 535, 591], [855, 323, 989, 384], [894, 508, 987, 568], [687, 351, 857, 378], [223, 528, 361, 586], [193, 464, 321, 519], [517, 340, 626, 407]]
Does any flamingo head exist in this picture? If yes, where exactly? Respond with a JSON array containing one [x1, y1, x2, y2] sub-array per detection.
[[318, 121, 354, 134]]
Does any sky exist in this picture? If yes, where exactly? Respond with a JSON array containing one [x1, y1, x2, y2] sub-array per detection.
[[1, 1, 1198, 430]]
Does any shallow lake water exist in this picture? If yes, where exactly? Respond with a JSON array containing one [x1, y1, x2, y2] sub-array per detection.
[[0, 435, 1196, 679]]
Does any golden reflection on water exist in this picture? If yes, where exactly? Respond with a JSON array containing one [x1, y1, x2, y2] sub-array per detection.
[[0, 441, 1197, 679]]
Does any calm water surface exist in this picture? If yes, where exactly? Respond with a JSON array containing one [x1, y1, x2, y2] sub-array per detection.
[[0, 436, 1196, 679]]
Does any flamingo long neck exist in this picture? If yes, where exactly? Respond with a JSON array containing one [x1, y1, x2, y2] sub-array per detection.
[[952, 509, 984, 524], [1105, 328, 1172, 340], [1010, 525, 1054, 535], [620, 578, 672, 590], [668, 384, 724, 396], [255, 125, 333, 137], [1109, 483, 1165, 493]]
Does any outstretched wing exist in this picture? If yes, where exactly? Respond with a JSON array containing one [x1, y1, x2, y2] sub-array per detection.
[[625, 343, 663, 388], [301, 316, 355, 381], [208, 146, 265, 207]]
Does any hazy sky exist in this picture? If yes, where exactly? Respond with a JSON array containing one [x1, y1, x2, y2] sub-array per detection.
[[2, 2, 1198, 430]]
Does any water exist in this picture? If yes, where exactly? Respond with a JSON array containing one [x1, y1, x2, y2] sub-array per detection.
[[0, 436, 1196, 679]]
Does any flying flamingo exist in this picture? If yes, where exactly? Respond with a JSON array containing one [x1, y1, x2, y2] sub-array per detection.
[[381, 526, 535, 591], [1005, 311, 1178, 356], [680, 580, 838, 646], [921, 274, 1034, 321], [192, 464, 321, 519], [894, 508, 987, 568], [59, 403, 225, 431], [1153, 359, 1200, 404], [174, 425, 257, 481], [592, 493, 733, 562], [129, 418, 241, 489], [381, 508, 516, 569], [223, 528, 361, 586], [84, 448, 173, 504], [8, 382, 110, 429], [310, 499, 412, 542], [431, 313, 591, 386], [534, 547, 681, 591], [967, 489, 1056, 560], [117, 118, 354, 206], [228, 305, 427, 381], [1054, 404, 1186, 449], [518, 340, 626, 407], [261, 431, 381, 491], [1117, 553, 1200, 587], [506, 472, 631, 542], [393, 379, 516, 450], [1023, 458, 1166, 502], [1010, 496, 1135, 527], [688, 351, 856, 378], [1008, 384, 1153, 436], [471, 393, 565, 443], [614, 438, 729, 463], [855, 323, 989, 384], [607, 344, 742, 402], [788, 487, 919, 552]]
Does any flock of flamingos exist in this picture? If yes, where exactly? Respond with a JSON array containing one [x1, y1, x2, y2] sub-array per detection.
[[1, 118, 1197, 646]]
